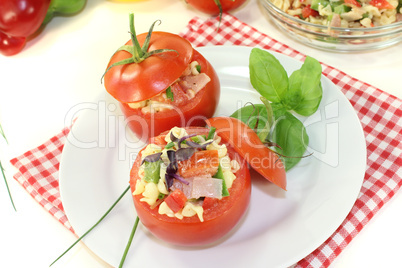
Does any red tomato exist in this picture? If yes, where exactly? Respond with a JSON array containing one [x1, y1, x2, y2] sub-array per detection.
[[104, 32, 193, 103], [106, 32, 220, 141], [206, 117, 286, 190], [369, 0, 394, 9], [301, 5, 319, 18], [129, 127, 251, 246], [186, 0, 248, 15]]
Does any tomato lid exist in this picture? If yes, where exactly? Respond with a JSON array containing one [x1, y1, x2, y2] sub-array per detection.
[[206, 117, 287, 190], [104, 32, 193, 103]]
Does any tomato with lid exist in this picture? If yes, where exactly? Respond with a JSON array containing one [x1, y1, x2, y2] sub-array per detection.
[[103, 14, 220, 141]]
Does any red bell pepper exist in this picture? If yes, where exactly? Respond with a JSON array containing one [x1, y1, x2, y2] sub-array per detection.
[[302, 5, 319, 18], [369, 0, 394, 9], [0, 0, 51, 56], [164, 189, 188, 213], [344, 0, 362, 7], [0, 0, 86, 56]]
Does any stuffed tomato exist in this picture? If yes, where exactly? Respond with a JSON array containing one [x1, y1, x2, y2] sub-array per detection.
[[103, 15, 220, 141], [129, 126, 251, 246]]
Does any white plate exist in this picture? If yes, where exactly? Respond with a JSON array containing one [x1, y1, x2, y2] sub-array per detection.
[[59, 46, 366, 268]]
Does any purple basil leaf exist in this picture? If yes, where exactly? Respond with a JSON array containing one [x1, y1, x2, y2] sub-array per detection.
[[141, 152, 162, 165], [170, 132, 178, 143], [176, 147, 196, 161], [165, 173, 174, 189], [178, 134, 197, 149], [173, 174, 189, 185], [166, 150, 178, 189], [167, 150, 177, 168]]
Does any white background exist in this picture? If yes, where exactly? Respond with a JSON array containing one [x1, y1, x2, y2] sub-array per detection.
[[0, 0, 401, 267]]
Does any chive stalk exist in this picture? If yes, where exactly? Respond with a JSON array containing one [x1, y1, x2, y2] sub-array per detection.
[[50, 185, 131, 267], [1, 160, 16, 211], [0, 123, 16, 211], [119, 216, 140, 268]]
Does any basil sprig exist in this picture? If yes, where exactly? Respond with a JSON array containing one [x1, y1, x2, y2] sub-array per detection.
[[231, 48, 322, 170]]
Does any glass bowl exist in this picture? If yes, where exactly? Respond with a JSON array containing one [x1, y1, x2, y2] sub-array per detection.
[[259, 0, 402, 52]]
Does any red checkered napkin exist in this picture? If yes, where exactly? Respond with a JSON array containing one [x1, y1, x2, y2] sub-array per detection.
[[10, 126, 74, 233], [10, 13, 402, 267]]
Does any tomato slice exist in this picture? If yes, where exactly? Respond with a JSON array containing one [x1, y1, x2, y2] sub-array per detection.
[[178, 150, 219, 178], [130, 127, 251, 246], [104, 32, 193, 103], [206, 117, 286, 190]]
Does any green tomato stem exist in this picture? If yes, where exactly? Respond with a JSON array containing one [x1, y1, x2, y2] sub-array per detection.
[[214, 0, 223, 28], [101, 13, 176, 83], [129, 13, 143, 62]]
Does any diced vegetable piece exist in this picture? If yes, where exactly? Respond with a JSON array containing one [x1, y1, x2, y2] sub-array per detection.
[[334, 4, 351, 14], [311, 0, 330, 10], [190, 135, 206, 143], [144, 160, 162, 183], [213, 164, 229, 197], [369, 0, 394, 9], [178, 150, 220, 178], [166, 86, 174, 101], [164, 189, 188, 213], [165, 142, 175, 149], [302, 5, 319, 18], [207, 127, 216, 140], [344, 0, 361, 7]]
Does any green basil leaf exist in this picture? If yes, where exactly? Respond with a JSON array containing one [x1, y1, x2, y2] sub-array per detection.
[[249, 48, 289, 103], [286, 56, 323, 116], [230, 103, 269, 140], [258, 97, 275, 141], [271, 105, 309, 171]]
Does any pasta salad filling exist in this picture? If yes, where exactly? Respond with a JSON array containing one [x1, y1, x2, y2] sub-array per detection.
[[272, 0, 402, 28], [133, 127, 240, 222], [127, 61, 211, 113]]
